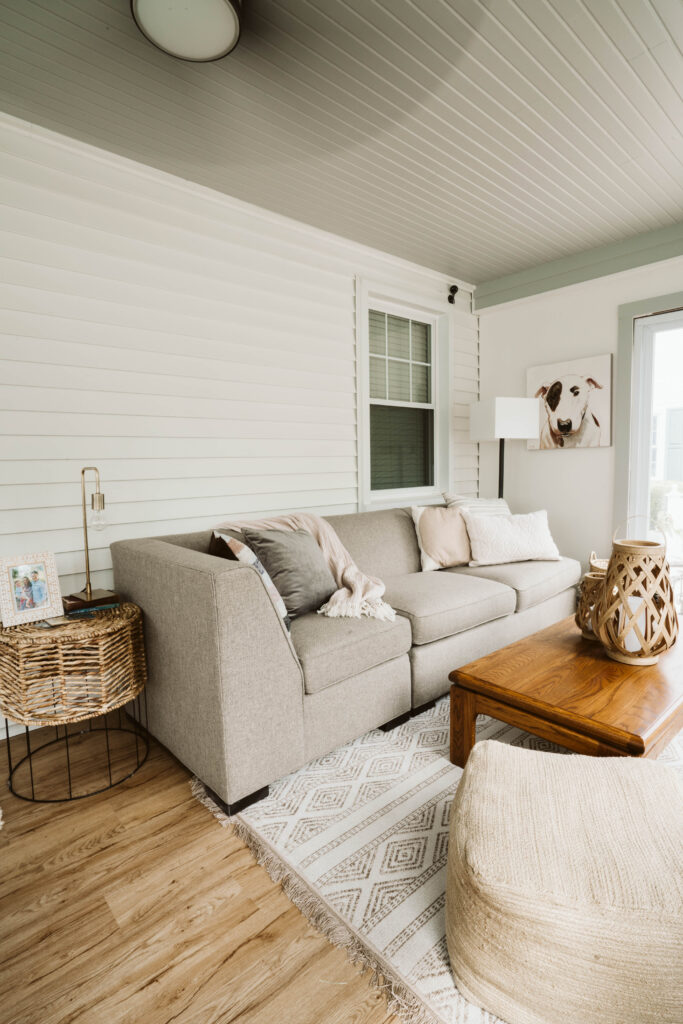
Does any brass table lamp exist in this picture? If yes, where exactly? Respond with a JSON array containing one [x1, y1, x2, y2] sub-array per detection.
[[63, 466, 119, 613]]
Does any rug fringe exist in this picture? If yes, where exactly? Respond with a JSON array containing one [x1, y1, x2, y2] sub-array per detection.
[[190, 778, 443, 1024], [189, 776, 232, 826]]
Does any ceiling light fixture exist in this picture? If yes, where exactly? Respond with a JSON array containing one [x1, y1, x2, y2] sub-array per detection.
[[131, 0, 242, 62]]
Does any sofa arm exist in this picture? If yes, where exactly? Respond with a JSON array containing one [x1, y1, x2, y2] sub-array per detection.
[[111, 537, 305, 805]]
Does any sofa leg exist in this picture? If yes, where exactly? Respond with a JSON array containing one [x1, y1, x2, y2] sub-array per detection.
[[204, 784, 269, 817], [379, 710, 411, 732], [410, 700, 436, 718]]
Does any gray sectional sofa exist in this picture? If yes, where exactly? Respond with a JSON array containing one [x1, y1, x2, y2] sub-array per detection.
[[111, 507, 580, 813]]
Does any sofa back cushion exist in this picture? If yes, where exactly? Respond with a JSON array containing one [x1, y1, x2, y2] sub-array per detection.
[[155, 508, 422, 581], [324, 507, 421, 579]]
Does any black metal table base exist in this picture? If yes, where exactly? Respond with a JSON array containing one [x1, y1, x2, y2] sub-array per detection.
[[5, 692, 149, 803]]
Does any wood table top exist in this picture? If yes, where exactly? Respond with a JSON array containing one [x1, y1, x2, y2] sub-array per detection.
[[450, 617, 683, 755]]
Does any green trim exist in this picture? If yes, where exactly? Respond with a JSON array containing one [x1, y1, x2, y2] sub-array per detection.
[[475, 223, 683, 310], [613, 291, 683, 532]]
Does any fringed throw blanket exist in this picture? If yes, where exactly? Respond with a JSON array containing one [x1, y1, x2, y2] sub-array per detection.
[[215, 512, 395, 621]]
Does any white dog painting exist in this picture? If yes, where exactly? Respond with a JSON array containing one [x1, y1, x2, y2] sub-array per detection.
[[527, 354, 612, 450]]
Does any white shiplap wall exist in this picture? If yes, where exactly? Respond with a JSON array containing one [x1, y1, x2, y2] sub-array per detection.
[[0, 114, 478, 599]]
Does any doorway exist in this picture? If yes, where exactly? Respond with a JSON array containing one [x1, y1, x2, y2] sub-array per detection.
[[629, 309, 683, 609]]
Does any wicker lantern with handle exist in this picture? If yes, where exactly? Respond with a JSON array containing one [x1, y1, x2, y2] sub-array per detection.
[[594, 525, 678, 666], [575, 572, 605, 641], [588, 551, 609, 575]]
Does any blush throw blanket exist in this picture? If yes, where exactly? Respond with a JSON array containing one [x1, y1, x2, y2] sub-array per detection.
[[216, 512, 395, 621]]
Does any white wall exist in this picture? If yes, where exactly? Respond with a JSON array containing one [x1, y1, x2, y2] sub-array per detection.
[[0, 114, 478, 599], [478, 255, 683, 565]]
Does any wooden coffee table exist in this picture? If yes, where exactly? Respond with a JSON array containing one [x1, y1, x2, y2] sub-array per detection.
[[449, 617, 683, 767]]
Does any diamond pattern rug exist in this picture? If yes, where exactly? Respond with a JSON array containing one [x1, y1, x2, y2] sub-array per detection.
[[193, 699, 683, 1024]]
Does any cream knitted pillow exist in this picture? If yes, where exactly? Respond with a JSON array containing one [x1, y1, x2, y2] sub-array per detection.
[[462, 509, 560, 566]]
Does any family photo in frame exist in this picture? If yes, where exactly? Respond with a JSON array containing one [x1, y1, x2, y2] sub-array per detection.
[[0, 552, 64, 627]]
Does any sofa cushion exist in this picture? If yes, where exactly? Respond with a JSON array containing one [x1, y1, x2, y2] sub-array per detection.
[[208, 531, 238, 560], [383, 572, 515, 646], [290, 612, 412, 695], [411, 505, 472, 570], [241, 527, 336, 619], [443, 493, 510, 516], [215, 531, 292, 631], [324, 507, 421, 579], [449, 556, 581, 612], [462, 508, 560, 565]]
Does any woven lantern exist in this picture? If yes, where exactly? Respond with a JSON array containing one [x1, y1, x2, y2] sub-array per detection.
[[594, 535, 678, 666], [588, 551, 609, 575], [575, 572, 605, 641]]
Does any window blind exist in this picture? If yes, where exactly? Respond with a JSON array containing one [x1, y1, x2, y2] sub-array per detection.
[[370, 405, 434, 490]]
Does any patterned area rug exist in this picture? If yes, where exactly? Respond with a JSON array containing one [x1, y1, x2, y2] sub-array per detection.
[[192, 699, 683, 1024]]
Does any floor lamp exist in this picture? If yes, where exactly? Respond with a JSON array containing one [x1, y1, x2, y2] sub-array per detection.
[[469, 398, 540, 499]]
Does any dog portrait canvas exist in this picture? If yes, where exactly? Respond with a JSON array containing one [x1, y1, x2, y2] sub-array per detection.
[[527, 354, 612, 450]]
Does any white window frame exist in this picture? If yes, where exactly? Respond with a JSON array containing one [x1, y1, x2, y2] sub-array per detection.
[[628, 310, 683, 529], [356, 276, 452, 511]]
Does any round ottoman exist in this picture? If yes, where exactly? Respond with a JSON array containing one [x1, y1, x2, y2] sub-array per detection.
[[446, 740, 683, 1024]]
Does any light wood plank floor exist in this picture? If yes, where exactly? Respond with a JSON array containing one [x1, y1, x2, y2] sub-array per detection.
[[0, 731, 398, 1024]]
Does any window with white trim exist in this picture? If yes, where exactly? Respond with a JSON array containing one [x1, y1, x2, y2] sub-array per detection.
[[369, 309, 435, 491], [357, 283, 451, 509]]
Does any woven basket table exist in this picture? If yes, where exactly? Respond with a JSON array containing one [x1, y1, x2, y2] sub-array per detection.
[[0, 603, 146, 727], [0, 604, 148, 802]]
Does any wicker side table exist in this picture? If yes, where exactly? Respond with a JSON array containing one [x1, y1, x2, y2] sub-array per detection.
[[0, 603, 148, 802]]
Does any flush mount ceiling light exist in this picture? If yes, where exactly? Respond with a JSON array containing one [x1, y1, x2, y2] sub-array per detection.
[[131, 0, 242, 62]]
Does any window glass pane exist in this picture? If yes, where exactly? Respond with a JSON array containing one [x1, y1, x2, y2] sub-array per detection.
[[411, 322, 431, 364], [411, 363, 430, 403], [369, 356, 386, 399], [387, 315, 410, 359], [369, 310, 386, 355], [370, 405, 434, 490], [388, 359, 410, 401]]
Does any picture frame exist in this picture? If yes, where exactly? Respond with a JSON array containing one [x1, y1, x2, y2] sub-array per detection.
[[0, 552, 64, 627], [526, 353, 612, 450]]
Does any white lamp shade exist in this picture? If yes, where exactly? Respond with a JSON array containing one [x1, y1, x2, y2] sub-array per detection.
[[132, 0, 241, 62], [469, 397, 539, 441]]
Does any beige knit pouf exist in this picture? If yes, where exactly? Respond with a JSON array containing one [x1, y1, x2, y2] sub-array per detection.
[[446, 741, 683, 1024]]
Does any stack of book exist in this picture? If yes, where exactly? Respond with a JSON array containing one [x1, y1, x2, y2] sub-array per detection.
[[62, 591, 121, 618]]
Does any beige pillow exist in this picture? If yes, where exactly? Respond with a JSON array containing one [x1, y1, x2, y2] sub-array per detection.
[[411, 505, 471, 571]]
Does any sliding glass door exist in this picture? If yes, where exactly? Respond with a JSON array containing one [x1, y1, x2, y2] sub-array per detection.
[[629, 309, 683, 610]]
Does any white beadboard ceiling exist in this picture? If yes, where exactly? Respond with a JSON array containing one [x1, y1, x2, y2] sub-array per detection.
[[0, 0, 682, 283]]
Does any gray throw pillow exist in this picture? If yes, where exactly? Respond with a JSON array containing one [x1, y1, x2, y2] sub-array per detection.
[[241, 528, 337, 619]]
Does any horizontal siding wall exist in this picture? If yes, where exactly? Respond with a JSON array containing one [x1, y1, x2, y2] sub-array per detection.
[[0, 115, 477, 601], [451, 314, 480, 495]]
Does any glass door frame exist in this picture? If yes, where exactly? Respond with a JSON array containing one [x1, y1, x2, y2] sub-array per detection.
[[614, 292, 683, 532], [627, 311, 683, 529]]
